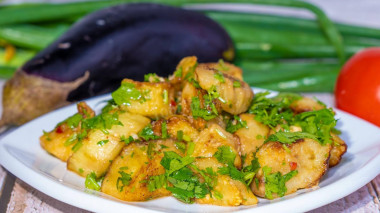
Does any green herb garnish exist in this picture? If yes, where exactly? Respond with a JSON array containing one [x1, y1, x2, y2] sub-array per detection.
[[262, 166, 298, 199], [112, 82, 150, 106], [85, 172, 101, 191], [97, 139, 109, 146], [116, 170, 133, 192], [233, 81, 241, 88], [144, 73, 160, 82], [214, 71, 225, 83], [138, 124, 160, 141], [226, 115, 248, 133]]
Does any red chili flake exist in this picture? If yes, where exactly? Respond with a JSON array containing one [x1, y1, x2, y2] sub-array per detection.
[[170, 100, 177, 107], [56, 125, 64, 133], [289, 162, 297, 171]]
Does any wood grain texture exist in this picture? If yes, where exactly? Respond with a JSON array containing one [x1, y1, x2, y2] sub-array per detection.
[[6, 179, 91, 213], [310, 177, 380, 212], [0, 166, 6, 196]]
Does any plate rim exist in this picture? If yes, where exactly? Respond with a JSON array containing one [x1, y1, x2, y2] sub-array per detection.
[[1, 92, 380, 213]]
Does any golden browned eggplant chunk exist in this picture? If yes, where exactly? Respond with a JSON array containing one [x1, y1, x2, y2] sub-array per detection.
[[192, 124, 241, 169], [329, 133, 347, 167], [194, 158, 258, 206], [40, 102, 94, 161], [200, 61, 243, 80], [252, 139, 331, 199], [115, 79, 175, 118], [101, 139, 180, 201], [234, 113, 269, 166], [67, 112, 150, 177], [195, 64, 253, 115], [290, 97, 326, 113]]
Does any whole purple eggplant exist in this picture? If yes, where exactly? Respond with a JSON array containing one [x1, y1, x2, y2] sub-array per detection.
[[1, 3, 234, 126]]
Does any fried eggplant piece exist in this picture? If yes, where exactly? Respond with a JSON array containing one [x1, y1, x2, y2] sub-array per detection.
[[67, 112, 150, 177], [194, 158, 258, 206], [195, 64, 253, 115], [114, 79, 175, 118], [329, 133, 347, 167], [101, 139, 180, 201], [234, 114, 269, 166], [192, 124, 241, 169], [200, 62, 243, 80], [252, 139, 331, 198], [152, 116, 199, 142], [40, 102, 94, 161], [290, 97, 325, 114]]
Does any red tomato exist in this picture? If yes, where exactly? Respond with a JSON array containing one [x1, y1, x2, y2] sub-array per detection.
[[335, 47, 380, 127]]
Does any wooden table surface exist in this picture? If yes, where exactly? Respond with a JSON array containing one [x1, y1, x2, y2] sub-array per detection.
[[0, 92, 379, 212]]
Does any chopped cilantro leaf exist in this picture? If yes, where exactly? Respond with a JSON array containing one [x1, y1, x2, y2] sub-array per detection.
[[71, 141, 83, 152], [208, 85, 226, 104], [148, 174, 167, 192], [161, 122, 168, 139], [138, 124, 160, 141], [167, 167, 208, 203], [226, 115, 248, 133], [214, 71, 225, 83], [176, 104, 182, 114], [162, 90, 169, 104], [248, 92, 295, 129], [147, 142, 156, 159], [186, 142, 195, 156], [174, 67, 183, 78], [64, 133, 77, 146], [81, 111, 123, 134], [116, 170, 133, 192], [177, 130, 183, 141], [213, 190, 223, 200], [190, 96, 218, 121], [65, 113, 83, 129], [160, 151, 194, 175], [217, 59, 229, 71], [112, 82, 150, 106], [42, 130, 51, 141], [120, 135, 135, 145], [101, 99, 118, 114], [85, 172, 101, 191], [159, 151, 208, 203], [144, 73, 160, 82], [175, 142, 186, 153], [241, 156, 261, 185], [262, 166, 298, 199], [294, 109, 337, 145], [233, 81, 241, 88], [265, 131, 318, 144], [214, 145, 236, 165], [97, 139, 109, 146]]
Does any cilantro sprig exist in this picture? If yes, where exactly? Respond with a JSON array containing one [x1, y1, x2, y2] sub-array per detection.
[[112, 82, 150, 106], [214, 146, 259, 186], [250, 92, 337, 145], [226, 115, 248, 133], [85, 172, 103, 191], [158, 151, 209, 203], [262, 166, 298, 199], [248, 92, 297, 128]]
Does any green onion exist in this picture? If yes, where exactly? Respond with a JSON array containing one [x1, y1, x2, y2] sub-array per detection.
[[0, 24, 69, 50], [0, 66, 16, 79], [205, 11, 380, 39], [0, 48, 35, 67]]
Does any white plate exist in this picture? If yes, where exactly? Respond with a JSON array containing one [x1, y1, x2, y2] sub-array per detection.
[[1, 91, 380, 213]]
